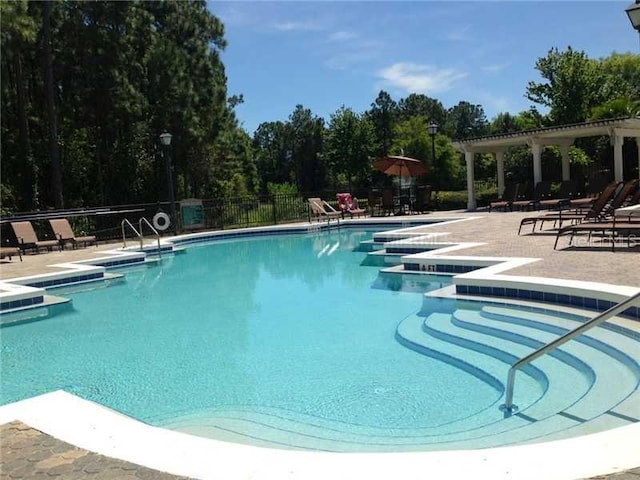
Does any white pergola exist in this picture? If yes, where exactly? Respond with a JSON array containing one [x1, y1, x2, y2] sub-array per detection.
[[452, 116, 640, 210]]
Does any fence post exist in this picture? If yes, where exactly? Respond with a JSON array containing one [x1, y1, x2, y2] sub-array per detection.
[[272, 195, 278, 225]]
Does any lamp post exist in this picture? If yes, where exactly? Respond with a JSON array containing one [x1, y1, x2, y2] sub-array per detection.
[[159, 132, 178, 235], [428, 123, 438, 172], [626, 0, 640, 31]]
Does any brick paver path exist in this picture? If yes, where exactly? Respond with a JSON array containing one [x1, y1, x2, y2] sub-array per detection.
[[0, 421, 191, 479]]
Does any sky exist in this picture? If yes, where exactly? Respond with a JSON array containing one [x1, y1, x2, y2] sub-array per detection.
[[207, 1, 638, 134]]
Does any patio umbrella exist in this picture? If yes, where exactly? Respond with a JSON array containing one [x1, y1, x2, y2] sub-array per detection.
[[372, 156, 430, 214], [372, 155, 430, 177]]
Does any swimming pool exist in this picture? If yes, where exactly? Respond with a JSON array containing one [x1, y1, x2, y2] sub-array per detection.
[[1, 227, 638, 452]]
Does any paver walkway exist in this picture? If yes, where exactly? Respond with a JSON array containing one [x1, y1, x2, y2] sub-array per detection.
[[0, 421, 190, 479]]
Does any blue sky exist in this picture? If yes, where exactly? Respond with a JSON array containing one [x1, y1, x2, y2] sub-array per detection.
[[208, 1, 638, 134]]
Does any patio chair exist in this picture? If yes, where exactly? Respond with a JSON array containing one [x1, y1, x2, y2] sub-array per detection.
[[488, 182, 519, 212], [381, 188, 395, 216], [308, 198, 342, 222], [554, 215, 640, 251], [0, 246, 22, 261], [412, 185, 433, 214], [552, 179, 639, 247], [518, 181, 621, 235], [336, 193, 366, 218], [511, 181, 553, 211], [49, 218, 97, 249], [568, 175, 609, 211], [10, 221, 60, 254], [537, 179, 580, 210]]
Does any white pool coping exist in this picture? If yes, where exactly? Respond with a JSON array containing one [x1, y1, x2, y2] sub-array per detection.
[[1, 217, 639, 479], [0, 391, 638, 480]]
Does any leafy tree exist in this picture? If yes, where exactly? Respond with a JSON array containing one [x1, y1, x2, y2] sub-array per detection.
[[366, 90, 398, 156], [398, 93, 447, 126], [288, 105, 325, 192], [445, 101, 489, 138], [323, 106, 376, 190], [253, 121, 294, 193], [490, 112, 523, 134], [526, 47, 605, 124]]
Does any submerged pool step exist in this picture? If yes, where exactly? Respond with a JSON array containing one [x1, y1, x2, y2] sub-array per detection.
[[421, 313, 593, 419], [452, 309, 638, 422]]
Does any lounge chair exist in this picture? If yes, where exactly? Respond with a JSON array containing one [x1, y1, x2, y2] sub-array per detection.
[[537, 179, 580, 210], [308, 198, 342, 222], [10, 221, 60, 253], [488, 182, 519, 212], [412, 185, 433, 214], [569, 175, 609, 211], [336, 193, 366, 218], [49, 218, 97, 249], [511, 181, 553, 211], [0, 246, 22, 261], [553, 179, 640, 248], [518, 181, 621, 235], [554, 215, 640, 251]]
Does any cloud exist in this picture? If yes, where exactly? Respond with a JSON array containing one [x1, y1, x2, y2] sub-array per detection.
[[446, 25, 471, 42], [328, 31, 358, 42], [271, 21, 322, 32], [482, 63, 510, 75], [377, 63, 468, 95]]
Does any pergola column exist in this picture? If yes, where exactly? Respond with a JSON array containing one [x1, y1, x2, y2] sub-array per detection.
[[531, 141, 543, 185], [495, 150, 505, 196], [557, 140, 573, 181], [612, 133, 624, 181], [464, 149, 476, 211]]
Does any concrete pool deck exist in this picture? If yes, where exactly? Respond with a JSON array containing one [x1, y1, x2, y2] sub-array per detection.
[[0, 210, 639, 479]]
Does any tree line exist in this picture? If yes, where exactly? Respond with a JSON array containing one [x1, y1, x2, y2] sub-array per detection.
[[1, 1, 639, 214]]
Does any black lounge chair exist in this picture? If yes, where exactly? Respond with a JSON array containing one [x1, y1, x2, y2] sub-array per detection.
[[518, 181, 621, 235], [537, 179, 580, 210], [511, 181, 553, 211], [412, 185, 433, 214], [554, 215, 640, 251], [489, 182, 519, 212], [553, 179, 640, 248]]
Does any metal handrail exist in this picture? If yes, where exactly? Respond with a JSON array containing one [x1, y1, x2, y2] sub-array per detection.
[[502, 291, 640, 413], [121, 219, 141, 249], [139, 217, 162, 259]]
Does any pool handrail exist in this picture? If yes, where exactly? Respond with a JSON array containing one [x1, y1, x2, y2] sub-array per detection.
[[139, 217, 162, 259], [501, 290, 640, 413]]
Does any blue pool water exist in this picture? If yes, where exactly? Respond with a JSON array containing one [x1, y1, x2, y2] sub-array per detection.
[[1, 229, 529, 449]]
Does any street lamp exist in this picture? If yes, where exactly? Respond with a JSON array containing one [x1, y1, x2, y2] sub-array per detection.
[[626, 0, 640, 31], [428, 123, 438, 169], [159, 132, 178, 234]]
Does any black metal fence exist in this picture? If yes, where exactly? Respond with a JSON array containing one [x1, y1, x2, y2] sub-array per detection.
[[0, 193, 339, 245]]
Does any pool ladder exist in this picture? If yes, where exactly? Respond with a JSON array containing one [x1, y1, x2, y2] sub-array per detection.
[[501, 290, 640, 414], [121, 217, 162, 259]]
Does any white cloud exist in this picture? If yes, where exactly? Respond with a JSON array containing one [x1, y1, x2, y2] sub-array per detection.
[[377, 63, 468, 95], [271, 21, 321, 32], [328, 31, 358, 42], [446, 25, 471, 42], [482, 63, 510, 75]]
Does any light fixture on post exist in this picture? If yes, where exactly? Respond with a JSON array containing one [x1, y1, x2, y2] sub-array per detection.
[[626, 0, 640, 31], [159, 132, 178, 235], [428, 123, 438, 169]]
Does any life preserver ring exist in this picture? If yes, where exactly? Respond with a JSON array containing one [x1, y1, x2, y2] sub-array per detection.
[[152, 212, 171, 231]]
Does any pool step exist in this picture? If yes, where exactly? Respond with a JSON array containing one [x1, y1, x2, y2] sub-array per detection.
[[160, 305, 640, 452], [452, 309, 638, 421]]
